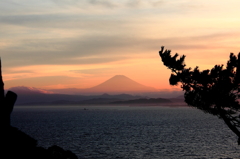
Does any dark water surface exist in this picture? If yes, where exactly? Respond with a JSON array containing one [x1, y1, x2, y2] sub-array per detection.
[[11, 106, 240, 159]]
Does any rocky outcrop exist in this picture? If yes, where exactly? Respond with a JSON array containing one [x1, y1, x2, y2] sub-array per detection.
[[0, 59, 78, 159]]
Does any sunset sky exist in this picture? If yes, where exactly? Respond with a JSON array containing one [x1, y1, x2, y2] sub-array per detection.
[[1, 0, 240, 91]]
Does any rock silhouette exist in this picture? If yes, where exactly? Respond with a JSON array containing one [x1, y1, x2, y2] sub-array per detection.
[[0, 59, 78, 159]]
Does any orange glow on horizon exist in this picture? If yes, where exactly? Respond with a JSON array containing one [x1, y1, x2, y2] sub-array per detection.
[[4, 47, 240, 91], [2, 0, 240, 93]]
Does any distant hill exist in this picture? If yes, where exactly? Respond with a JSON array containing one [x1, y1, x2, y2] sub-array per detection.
[[111, 98, 172, 105], [16, 96, 176, 106], [7, 86, 178, 106], [9, 86, 53, 94], [50, 75, 157, 95], [168, 95, 187, 106], [8, 87, 143, 105], [7, 86, 186, 106], [7, 75, 185, 105]]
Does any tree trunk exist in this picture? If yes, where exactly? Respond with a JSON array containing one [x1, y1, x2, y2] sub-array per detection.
[[220, 112, 240, 144]]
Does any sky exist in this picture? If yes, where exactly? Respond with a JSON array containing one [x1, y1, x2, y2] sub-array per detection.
[[1, 0, 240, 91]]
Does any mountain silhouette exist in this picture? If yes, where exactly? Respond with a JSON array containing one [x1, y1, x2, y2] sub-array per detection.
[[85, 75, 156, 93], [9, 86, 53, 95], [50, 75, 157, 95]]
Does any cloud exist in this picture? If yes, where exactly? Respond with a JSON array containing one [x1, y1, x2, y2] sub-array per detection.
[[2, 0, 240, 91], [50, 0, 165, 9], [50, 0, 120, 9], [0, 36, 136, 67], [0, 14, 81, 28], [149, 0, 164, 6], [0, 0, 166, 17], [70, 68, 111, 75], [87, 0, 165, 8], [1, 30, 240, 70], [88, 0, 117, 8], [125, 0, 141, 8]]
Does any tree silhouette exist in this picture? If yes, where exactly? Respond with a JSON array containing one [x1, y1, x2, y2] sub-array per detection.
[[159, 46, 240, 144]]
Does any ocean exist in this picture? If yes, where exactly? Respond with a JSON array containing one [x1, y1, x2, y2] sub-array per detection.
[[11, 105, 240, 159]]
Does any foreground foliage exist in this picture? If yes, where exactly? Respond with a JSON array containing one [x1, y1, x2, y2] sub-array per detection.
[[159, 46, 240, 144]]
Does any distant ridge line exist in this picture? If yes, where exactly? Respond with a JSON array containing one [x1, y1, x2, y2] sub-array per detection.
[[49, 75, 157, 95]]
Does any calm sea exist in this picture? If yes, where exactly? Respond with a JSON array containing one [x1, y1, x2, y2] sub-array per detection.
[[11, 105, 240, 159]]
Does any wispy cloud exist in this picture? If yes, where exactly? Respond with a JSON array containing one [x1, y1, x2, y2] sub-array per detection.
[[88, 0, 117, 8], [2, 0, 240, 90], [50, 0, 165, 9]]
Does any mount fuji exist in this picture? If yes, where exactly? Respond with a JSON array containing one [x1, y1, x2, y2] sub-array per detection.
[[51, 75, 157, 95]]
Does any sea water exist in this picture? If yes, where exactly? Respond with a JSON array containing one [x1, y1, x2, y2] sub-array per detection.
[[11, 106, 240, 159]]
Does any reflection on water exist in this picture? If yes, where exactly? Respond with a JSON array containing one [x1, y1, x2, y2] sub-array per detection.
[[12, 105, 240, 159]]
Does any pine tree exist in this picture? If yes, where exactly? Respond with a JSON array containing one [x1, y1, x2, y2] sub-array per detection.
[[159, 46, 240, 144]]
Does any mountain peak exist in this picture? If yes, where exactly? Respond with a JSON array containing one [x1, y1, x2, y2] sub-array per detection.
[[49, 75, 157, 95], [112, 75, 128, 78], [87, 75, 157, 93], [8, 86, 53, 95], [108, 75, 131, 81]]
